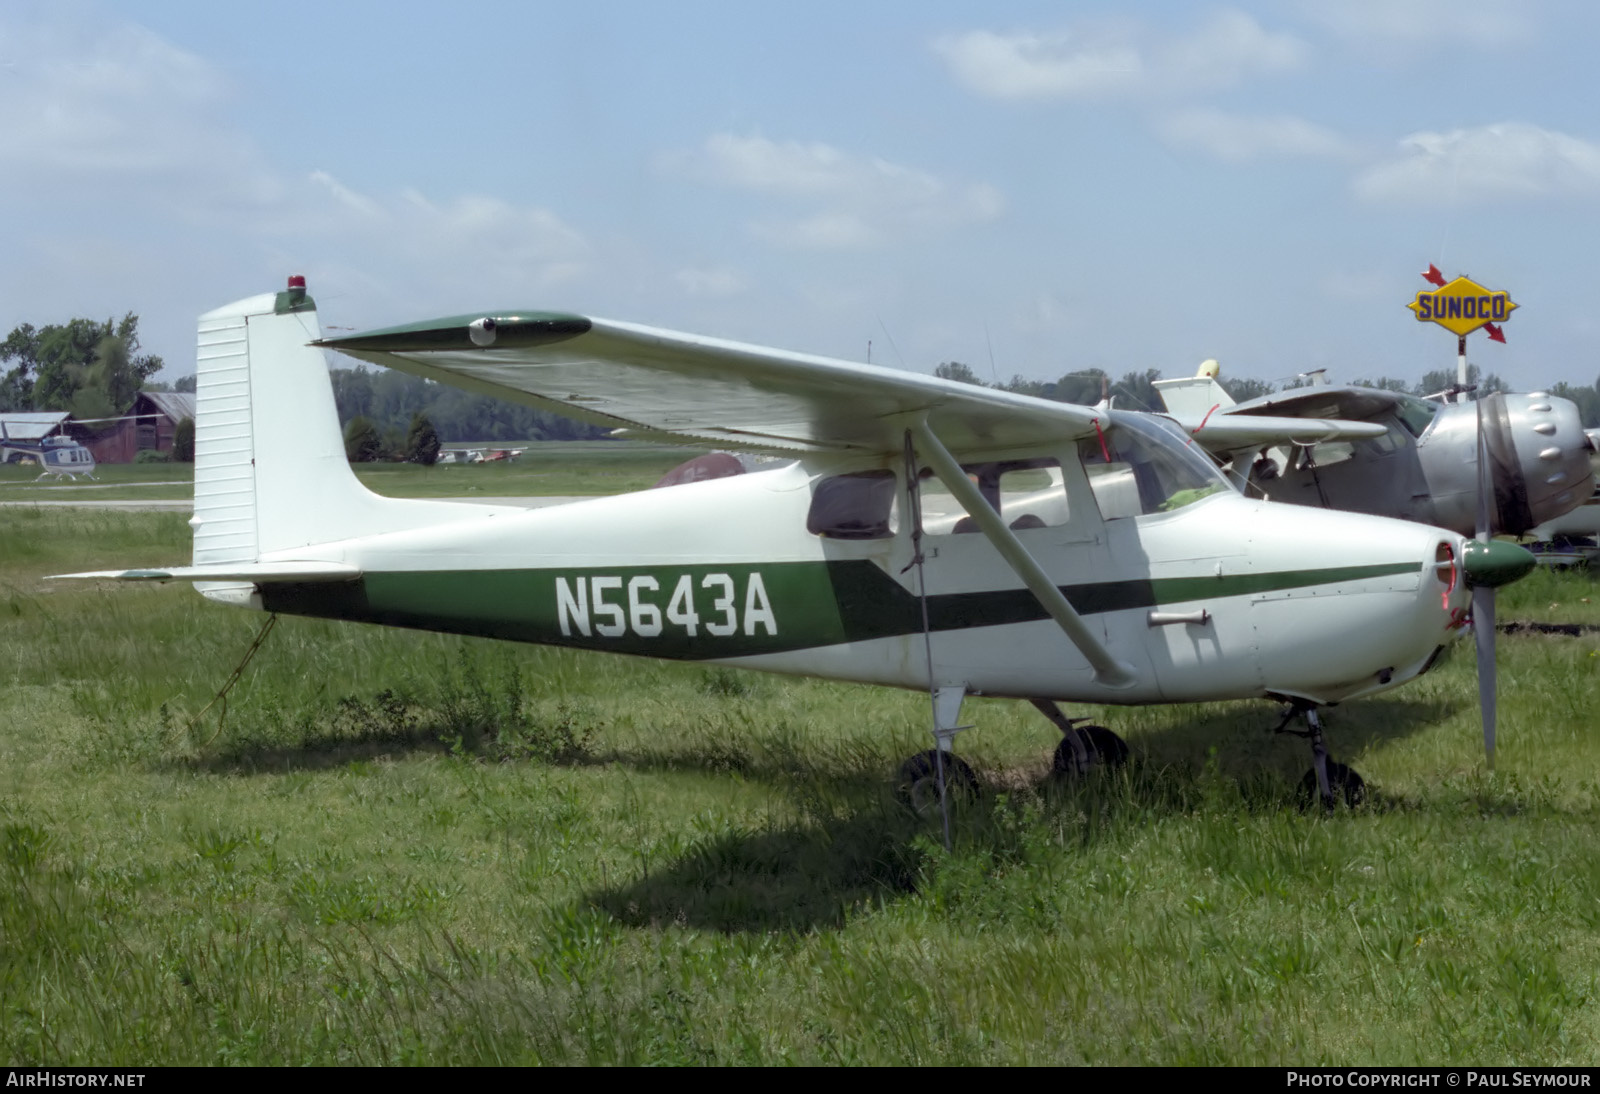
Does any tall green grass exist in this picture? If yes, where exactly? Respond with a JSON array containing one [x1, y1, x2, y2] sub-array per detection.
[[3, 509, 1599, 1063]]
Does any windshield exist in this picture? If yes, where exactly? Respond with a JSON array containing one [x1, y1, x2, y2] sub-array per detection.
[[1079, 413, 1231, 518], [1394, 394, 1440, 437]]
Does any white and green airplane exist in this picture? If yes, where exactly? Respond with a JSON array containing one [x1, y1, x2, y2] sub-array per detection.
[[61, 278, 1535, 810]]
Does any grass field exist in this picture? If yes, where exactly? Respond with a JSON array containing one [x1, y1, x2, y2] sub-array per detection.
[[4, 503, 1600, 1064], [0, 442, 710, 503]]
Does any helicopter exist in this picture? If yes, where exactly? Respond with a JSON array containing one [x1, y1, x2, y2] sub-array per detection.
[[0, 414, 97, 480]]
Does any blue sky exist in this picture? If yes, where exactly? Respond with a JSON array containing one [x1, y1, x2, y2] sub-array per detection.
[[3, 1, 1598, 395]]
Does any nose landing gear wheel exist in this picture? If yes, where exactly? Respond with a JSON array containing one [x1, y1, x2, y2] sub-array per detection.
[[896, 750, 978, 814], [1052, 725, 1130, 777], [1297, 761, 1366, 810]]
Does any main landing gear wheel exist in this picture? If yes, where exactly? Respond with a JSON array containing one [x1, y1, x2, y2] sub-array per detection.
[[1052, 725, 1130, 777], [896, 750, 978, 814], [1296, 761, 1366, 810]]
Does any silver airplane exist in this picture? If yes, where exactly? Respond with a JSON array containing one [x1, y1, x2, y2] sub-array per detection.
[[1156, 364, 1596, 537]]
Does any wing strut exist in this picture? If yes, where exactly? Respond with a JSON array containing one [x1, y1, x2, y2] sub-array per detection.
[[910, 420, 1138, 689]]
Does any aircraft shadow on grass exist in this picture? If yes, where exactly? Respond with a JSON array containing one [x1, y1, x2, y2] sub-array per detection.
[[581, 694, 1458, 934], [176, 690, 1455, 933]]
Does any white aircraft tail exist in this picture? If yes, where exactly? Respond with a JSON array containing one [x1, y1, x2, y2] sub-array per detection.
[[191, 278, 501, 568], [1152, 358, 1235, 419]]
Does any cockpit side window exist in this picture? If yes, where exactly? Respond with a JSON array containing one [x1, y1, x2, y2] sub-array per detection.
[[1078, 414, 1229, 518], [808, 470, 899, 539], [1395, 394, 1441, 437]]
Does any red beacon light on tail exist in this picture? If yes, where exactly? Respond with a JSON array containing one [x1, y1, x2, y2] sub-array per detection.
[[281, 274, 310, 310]]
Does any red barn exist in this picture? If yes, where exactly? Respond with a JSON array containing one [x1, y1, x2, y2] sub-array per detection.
[[76, 392, 195, 464]]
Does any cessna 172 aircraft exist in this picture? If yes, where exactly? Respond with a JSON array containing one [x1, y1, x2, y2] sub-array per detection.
[[60, 278, 1535, 812], [1155, 363, 1595, 538]]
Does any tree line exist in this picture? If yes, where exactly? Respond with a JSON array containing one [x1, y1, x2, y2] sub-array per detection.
[[1, 315, 164, 419], [932, 361, 1600, 426], [328, 365, 607, 449], [7, 313, 1600, 453]]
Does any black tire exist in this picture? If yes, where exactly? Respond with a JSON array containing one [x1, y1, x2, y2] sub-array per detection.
[[896, 750, 978, 814], [1297, 761, 1366, 810], [1052, 725, 1130, 776]]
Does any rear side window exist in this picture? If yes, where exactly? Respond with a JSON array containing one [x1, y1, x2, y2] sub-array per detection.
[[919, 458, 1068, 533], [808, 471, 898, 539]]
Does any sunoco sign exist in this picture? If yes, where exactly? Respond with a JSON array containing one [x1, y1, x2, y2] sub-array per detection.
[[1408, 274, 1518, 338]]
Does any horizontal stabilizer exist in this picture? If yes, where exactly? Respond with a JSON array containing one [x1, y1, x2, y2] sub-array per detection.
[[51, 561, 362, 583]]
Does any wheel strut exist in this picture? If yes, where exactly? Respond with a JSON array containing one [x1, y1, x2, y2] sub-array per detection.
[[1272, 702, 1365, 811], [1030, 699, 1129, 777]]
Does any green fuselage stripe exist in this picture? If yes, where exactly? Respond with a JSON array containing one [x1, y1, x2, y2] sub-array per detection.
[[257, 559, 1418, 661]]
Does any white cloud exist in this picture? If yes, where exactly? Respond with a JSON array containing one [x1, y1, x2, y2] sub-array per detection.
[[0, 15, 275, 206], [304, 173, 591, 294], [1301, 0, 1533, 50], [674, 133, 1003, 250], [1157, 108, 1361, 162], [1353, 123, 1600, 204], [0, 10, 594, 319], [932, 28, 1144, 100], [933, 10, 1306, 101]]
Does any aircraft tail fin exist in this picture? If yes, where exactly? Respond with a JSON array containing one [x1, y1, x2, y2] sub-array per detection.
[[1152, 359, 1235, 420], [191, 278, 506, 570]]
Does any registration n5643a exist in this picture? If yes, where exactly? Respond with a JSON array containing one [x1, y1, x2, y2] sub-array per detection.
[[556, 573, 777, 639]]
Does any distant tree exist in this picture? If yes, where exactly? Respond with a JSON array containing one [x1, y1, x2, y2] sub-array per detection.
[[0, 323, 39, 411], [381, 424, 405, 461], [172, 417, 195, 462], [404, 413, 441, 465], [997, 369, 1109, 405], [17, 314, 164, 419], [330, 366, 376, 422], [935, 361, 985, 386], [1350, 377, 1412, 393], [1550, 381, 1600, 428], [998, 374, 1052, 399], [327, 364, 607, 444], [174, 374, 196, 393], [1219, 376, 1276, 403], [1051, 369, 1110, 405], [343, 415, 382, 462], [1110, 369, 1163, 412], [1416, 363, 1507, 398]]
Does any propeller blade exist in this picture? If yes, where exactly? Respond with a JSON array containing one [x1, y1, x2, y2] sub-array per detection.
[[1475, 398, 1492, 540], [1474, 393, 1495, 770], [1474, 585, 1497, 770]]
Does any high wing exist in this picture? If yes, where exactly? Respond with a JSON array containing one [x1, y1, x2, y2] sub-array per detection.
[[1187, 414, 1387, 451], [1214, 387, 1415, 423], [317, 312, 1108, 456], [321, 309, 1141, 685], [1155, 375, 1389, 455]]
